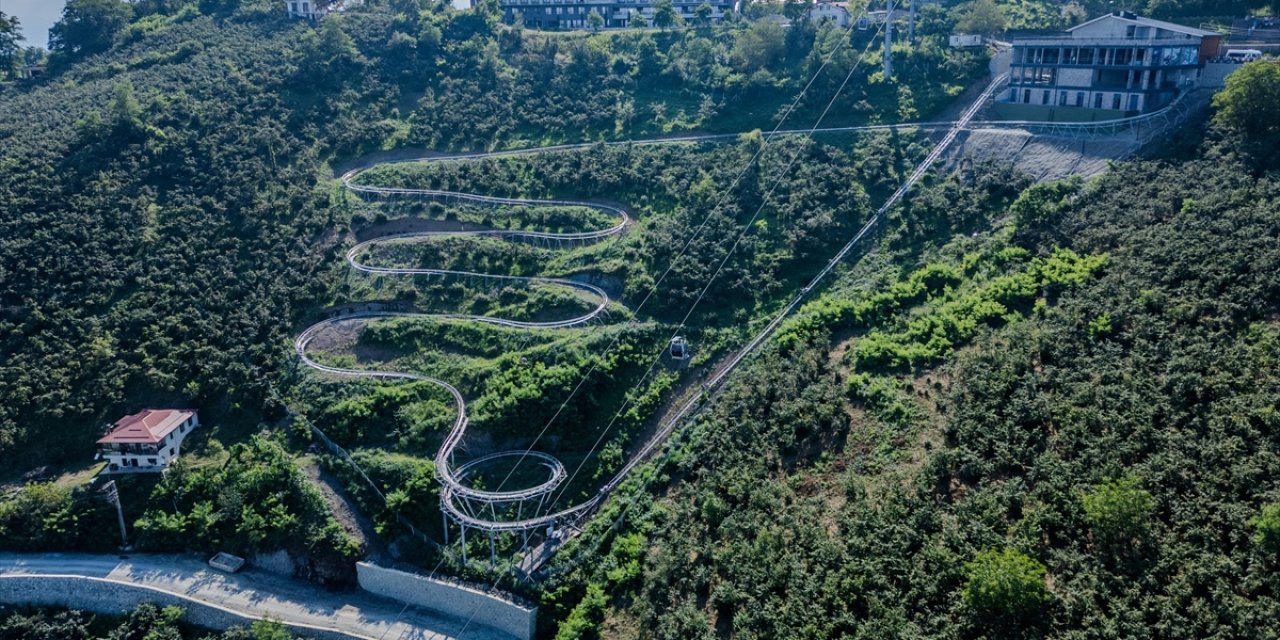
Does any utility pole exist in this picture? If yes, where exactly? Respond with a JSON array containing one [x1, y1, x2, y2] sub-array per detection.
[[908, 0, 916, 45], [101, 480, 129, 549], [884, 0, 894, 80]]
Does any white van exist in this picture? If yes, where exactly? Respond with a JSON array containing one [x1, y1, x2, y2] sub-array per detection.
[[1225, 49, 1264, 62]]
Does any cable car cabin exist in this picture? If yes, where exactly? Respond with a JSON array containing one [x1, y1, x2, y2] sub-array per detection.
[[670, 336, 690, 360]]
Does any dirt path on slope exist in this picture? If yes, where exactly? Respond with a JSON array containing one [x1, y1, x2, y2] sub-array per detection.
[[301, 460, 390, 565]]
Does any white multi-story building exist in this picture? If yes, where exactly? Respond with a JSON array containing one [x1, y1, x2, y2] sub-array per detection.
[[97, 409, 200, 473], [810, 1, 851, 27], [285, 0, 348, 19], [1002, 12, 1220, 119], [502, 0, 735, 29]]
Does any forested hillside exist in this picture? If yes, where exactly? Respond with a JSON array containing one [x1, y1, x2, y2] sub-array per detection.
[[5, 0, 1280, 638], [0, 0, 981, 571], [0, 0, 977, 467], [540, 66, 1280, 638]]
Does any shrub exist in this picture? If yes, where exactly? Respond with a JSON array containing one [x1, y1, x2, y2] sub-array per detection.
[[963, 548, 1049, 623], [1251, 501, 1280, 558], [1081, 475, 1154, 547]]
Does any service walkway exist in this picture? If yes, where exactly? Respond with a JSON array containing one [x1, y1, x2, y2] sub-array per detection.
[[0, 553, 511, 640]]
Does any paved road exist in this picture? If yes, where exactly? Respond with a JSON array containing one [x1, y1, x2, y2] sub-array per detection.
[[0, 553, 510, 640]]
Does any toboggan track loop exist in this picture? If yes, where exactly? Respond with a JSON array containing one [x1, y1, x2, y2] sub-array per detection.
[[295, 169, 630, 533]]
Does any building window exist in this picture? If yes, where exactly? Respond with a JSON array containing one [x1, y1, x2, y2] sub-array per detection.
[[302, 2, 309, 12], [148, 458, 158, 465], [1058, 91, 1067, 106], [1042, 90, 1050, 105], [1128, 94, 1139, 111], [1023, 89, 1030, 103], [169, 448, 175, 456], [1079, 49, 1093, 65], [291, 2, 298, 12], [1112, 93, 1122, 110], [1094, 93, 1103, 108], [1076, 91, 1084, 106]]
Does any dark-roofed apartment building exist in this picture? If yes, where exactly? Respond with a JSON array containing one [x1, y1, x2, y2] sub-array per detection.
[[999, 12, 1221, 120]]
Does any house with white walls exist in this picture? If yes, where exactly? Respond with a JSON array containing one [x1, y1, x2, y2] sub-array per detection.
[[98, 409, 200, 473]]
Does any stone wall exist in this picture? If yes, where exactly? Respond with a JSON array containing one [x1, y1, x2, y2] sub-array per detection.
[[0, 575, 352, 640], [355, 563, 534, 640]]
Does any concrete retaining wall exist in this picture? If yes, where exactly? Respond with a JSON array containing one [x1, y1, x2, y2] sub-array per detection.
[[355, 563, 534, 640], [1201, 62, 1241, 88], [251, 549, 294, 577], [0, 574, 355, 640]]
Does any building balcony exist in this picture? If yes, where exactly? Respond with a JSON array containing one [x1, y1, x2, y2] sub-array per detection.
[[1008, 79, 1182, 93], [1010, 60, 1199, 69], [99, 444, 160, 456]]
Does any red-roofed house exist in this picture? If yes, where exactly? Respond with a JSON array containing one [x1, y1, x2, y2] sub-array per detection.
[[98, 409, 200, 473]]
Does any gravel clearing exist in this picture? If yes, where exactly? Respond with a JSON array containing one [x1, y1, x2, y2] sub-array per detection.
[[942, 127, 1141, 183]]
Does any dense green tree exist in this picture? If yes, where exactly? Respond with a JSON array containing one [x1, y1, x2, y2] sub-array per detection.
[[1212, 59, 1280, 169], [106, 604, 185, 640], [0, 11, 20, 79], [783, 0, 814, 20], [1252, 501, 1280, 557], [1060, 1, 1089, 26], [0, 603, 297, 640], [653, 0, 682, 30], [554, 582, 607, 639], [136, 436, 359, 564], [963, 548, 1049, 623], [0, 607, 92, 639], [954, 0, 1006, 36], [587, 9, 604, 32], [731, 19, 786, 72], [293, 16, 367, 89], [1010, 177, 1082, 249], [1081, 475, 1155, 547], [48, 0, 134, 60], [247, 620, 291, 640], [0, 483, 116, 552], [23, 46, 47, 67], [694, 2, 714, 28]]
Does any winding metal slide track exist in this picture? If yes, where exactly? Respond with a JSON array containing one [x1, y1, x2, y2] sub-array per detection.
[[295, 178, 631, 533], [296, 72, 1190, 552]]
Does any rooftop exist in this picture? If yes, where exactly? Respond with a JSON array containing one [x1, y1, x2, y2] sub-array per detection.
[[98, 409, 196, 445], [1069, 12, 1220, 38]]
